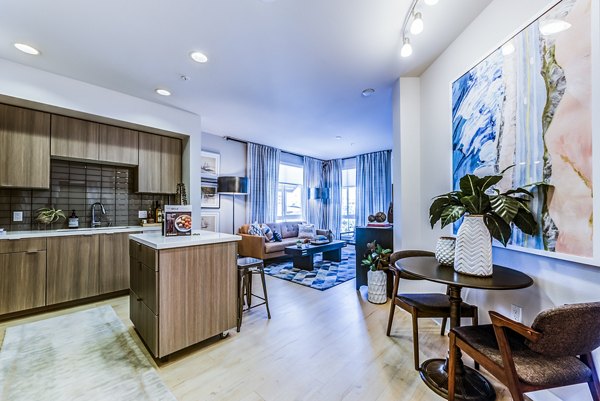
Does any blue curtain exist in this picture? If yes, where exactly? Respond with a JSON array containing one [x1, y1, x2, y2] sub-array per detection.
[[323, 159, 343, 239], [303, 156, 323, 226], [247, 143, 280, 223], [356, 150, 392, 227]]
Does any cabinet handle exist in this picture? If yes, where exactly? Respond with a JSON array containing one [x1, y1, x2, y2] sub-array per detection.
[[137, 297, 143, 302], [26, 250, 39, 254]]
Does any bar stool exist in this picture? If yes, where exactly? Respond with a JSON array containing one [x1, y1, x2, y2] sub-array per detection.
[[237, 257, 271, 332]]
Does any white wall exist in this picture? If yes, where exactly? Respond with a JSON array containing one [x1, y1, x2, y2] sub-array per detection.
[[395, 0, 600, 399], [0, 59, 204, 226], [201, 133, 247, 234]]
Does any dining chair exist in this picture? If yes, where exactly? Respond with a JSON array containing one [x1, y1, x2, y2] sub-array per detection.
[[387, 250, 478, 370], [448, 303, 600, 401]]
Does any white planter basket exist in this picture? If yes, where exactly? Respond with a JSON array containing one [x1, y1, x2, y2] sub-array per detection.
[[454, 215, 493, 277], [435, 236, 456, 266], [367, 270, 387, 304]]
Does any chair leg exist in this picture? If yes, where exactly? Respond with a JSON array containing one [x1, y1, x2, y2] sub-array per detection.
[[448, 332, 457, 401], [246, 273, 253, 307], [472, 307, 479, 370], [440, 317, 447, 336], [237, 269, 244, 332], [411, 308, 420, 371], [259, 266, 271, 319], [386, 298, 396, 336], [582, 353, 600, 401]]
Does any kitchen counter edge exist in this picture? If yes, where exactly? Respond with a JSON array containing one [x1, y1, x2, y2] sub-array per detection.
[[130, 231, 242, 250], [0, 225, 160, 240]]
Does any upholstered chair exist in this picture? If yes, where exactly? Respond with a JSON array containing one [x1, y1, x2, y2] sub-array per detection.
[[448, 303, 600, 401], [387, 250, 478, 370]]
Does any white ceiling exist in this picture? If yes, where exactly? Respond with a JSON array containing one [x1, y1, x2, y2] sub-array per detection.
[[0, 0, 491, 160]]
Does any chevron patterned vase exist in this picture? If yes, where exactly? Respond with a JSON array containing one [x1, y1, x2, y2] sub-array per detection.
[[454, 215, 493, 276], [367, 270, 387, 304]]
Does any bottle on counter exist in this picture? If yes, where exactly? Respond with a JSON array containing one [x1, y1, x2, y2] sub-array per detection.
[[155, 201, 163, 223], [68, 210, 79, 229], [147, 203, 155, 224]]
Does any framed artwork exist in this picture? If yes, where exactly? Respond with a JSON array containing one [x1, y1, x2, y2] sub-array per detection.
[[451, 0, 595, 264], [201, 211, 219, 232], [201, 181, 219, 208], [201, 151, 220, 180]]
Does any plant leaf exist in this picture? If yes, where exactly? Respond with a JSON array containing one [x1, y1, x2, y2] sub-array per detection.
[[440, 205, 466, 228], [490, 195, 520, 224], [502, 187, 533, 198], [460, 194, 490, 215], [476, 174, 502, 193], [429, 196, 457, 227], [484, 213, 512, 246], [499, 164, 515, 175], [459, 174, 479, 196], [512, 208, 538, 236]]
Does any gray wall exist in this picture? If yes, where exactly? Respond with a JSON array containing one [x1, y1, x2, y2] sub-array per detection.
[[201, 133, 247, 234]]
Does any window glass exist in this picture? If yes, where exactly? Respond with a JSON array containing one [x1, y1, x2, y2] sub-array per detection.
[[277, 163, 304, 221], [341, 167, 356, 241]]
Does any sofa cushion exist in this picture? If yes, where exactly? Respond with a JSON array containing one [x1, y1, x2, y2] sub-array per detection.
[[272, 231, 282, 242], [298, 223, 316, 239], [239, 224, 251, 234], [248, 222, 262, 236], [261, 224, 274, 241], [280, 221, 300, 238]]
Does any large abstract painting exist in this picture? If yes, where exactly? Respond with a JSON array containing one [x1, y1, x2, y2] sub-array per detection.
[[452, 0, 593, 259]]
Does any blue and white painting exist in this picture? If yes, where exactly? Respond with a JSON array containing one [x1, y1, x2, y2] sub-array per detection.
[[452, 0, 593, 258]]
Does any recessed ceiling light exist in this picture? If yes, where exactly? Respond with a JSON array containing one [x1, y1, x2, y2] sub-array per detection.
[[539, 19, 571, 35], [410, 12, 424, 35], [362, 88, 375, 97], [190, 51, 208, 63], [14, 43, 40, 55], [424, 0, 439, 5], [155, 88, 171, 96], [335, 136, 342, 140]]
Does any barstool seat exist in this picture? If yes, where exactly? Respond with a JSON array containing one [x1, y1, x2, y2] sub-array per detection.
[[237, 257, 271, 332]]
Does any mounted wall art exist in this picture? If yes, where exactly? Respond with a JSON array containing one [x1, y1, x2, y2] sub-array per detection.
[[452, 0, 594, 262]]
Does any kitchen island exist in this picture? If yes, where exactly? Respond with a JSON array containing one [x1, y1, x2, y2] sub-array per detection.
[[129, 230, 241, 359]]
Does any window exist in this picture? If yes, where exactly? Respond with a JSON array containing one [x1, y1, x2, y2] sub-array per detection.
[[277, 163, 303, 221], [341, 167, 356, 240]]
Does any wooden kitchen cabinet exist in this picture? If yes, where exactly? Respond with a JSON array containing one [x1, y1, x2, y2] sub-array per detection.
[[137, 132, 162, 193], [0, 103, 50, 189], [0, 237, 47, 315], [47, 235, 100, 304], [51, 114, 100, 161], [98, 232, 131, 293], [98, 125, 138, 165], [137, 133, 181, 194]]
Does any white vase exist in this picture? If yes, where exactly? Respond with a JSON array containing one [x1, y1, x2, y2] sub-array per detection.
[[454, 215, 493, 277], [435, 236, 456, 266], [367, 270, 387, 304]]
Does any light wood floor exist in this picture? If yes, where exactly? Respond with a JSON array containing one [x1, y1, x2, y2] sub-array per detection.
[[0, 276, 519, 401]]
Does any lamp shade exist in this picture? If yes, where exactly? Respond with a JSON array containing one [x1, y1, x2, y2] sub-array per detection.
[[217, 176, 248, 194], [308, 187, 330, 200]]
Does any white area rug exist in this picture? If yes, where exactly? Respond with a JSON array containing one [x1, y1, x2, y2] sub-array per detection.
[[0, 305, 176, 401]]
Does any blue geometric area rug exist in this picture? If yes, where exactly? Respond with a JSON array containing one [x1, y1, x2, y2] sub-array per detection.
[[264, 246, 355, 291]]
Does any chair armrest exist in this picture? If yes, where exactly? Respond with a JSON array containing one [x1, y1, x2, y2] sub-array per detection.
[[489, 311, 542, 343], [238, 234, 266, 259]]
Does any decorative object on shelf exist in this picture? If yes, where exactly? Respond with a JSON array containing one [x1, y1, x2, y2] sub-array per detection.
[[201, 180, 220, 209], [200, 150, 220, 180], [435, 236, 455, 266], [387, 202, 393, 224], [429, 167, 543, 276], [35, 207, 65, 226], [217, 176, 248, 234], [368, 214, 376, 223], [361, 240, 392, 304], [452, 0, 592, 261], [175, 183, 188, 205], [375, 212, 387, 223]]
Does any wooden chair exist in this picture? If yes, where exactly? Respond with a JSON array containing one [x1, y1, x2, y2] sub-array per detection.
[[386, 250, 478, 370], [448, 303, 600, 401]]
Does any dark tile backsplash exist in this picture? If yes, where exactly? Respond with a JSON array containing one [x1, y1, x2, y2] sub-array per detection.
[[0, 160, 170, 231]]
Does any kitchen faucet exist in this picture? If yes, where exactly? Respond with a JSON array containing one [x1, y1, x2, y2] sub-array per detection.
[[91, 202, 106, 228]]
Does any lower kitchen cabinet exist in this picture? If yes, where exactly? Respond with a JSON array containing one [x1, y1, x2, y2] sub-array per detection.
[[99, 232, 132, 293], [0, 250, 46, 314], [47, 235, 100, 304]]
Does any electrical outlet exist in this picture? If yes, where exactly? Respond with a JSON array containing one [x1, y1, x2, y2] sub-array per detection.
[[13, 211, 23, 222], [511, 304, 523, 323], [138, 210, 148, 219]]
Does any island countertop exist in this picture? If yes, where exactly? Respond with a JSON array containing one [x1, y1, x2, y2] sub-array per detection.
[[129, 230, 242, 250]]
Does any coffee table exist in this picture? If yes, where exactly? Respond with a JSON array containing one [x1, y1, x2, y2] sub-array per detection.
[[284, 240, 346, 270]]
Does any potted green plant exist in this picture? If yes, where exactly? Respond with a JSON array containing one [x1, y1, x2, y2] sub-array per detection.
[[429, 167, 542, 276], [35, 207, 66, 228], [361, 240, 392, 304]]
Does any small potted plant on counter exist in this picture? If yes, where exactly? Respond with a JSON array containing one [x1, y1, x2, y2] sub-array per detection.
[[361, 240, 392, 304], [35, 207, 66, 229]]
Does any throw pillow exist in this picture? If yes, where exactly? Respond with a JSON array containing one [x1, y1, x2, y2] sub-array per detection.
[[248, 221, 263, 236], [272, 231, 282, 242], [260, 224, 274, 242], [298, 223, 316, 239]]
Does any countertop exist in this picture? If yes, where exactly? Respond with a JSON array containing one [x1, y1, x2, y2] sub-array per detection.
[[130, 231, 242, 250], [0, 225, 160, 240]]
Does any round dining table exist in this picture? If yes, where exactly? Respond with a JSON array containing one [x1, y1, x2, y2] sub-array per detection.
[[396, 256, 534, 401]]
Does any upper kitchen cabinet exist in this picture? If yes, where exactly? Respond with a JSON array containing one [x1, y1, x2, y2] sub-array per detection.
[[0, 103, 51, 189], [51, 115, 100, 161], [137, 133, 181, 194], [98, 125, 138, 165]]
